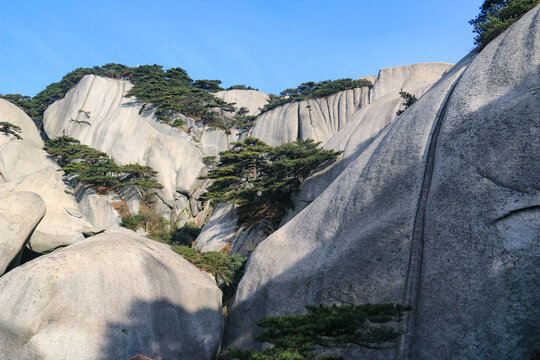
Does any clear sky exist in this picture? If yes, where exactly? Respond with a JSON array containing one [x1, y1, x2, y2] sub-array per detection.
[[0, 0, 483, 96]]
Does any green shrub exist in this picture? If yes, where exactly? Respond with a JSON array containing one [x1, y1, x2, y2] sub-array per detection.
[[172, 246, 246, 286], [227, 85, 258, 91], [120, 211, 170, 239], [231, 106, 257, 131], [172, 118, 186, 127], [169, 223, 202, 246], [470, 0, 540, 47], [260, 78, 372, 113], [396, 91, 418, 116], [125, 65, 235, 127], [228, 303, 410, 359], [119, 214, 139, 231]]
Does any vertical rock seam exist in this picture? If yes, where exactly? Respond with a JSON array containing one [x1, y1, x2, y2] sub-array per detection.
[[397, 71, 466, 360]]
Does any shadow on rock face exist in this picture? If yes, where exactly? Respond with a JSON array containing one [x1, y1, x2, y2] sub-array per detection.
[[98, 299, 221, 360], [223, 10, 540, 357]]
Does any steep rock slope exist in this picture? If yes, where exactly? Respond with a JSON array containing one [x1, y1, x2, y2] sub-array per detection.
[[282, 63, 455, 223], [250, 63, 452, 146], [0, 99, 93, 253], [0, 232, 223, 360], [196, 63, 453, 252], [224, 6, 539, 360]]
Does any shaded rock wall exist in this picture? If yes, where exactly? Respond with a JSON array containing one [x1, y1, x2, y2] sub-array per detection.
[[224, 6, 540, 359]]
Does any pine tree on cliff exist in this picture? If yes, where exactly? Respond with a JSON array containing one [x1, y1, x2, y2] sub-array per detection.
[[0, 122, 22, 140], [229, 303, 410, 359], [44, 136, 162, 194], [202, 138, 341, 223]]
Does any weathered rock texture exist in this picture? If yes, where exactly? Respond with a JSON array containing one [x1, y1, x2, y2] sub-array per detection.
[[250, 63, 452, 146], [0, 99, 92, 253], [0, 192, 45, 275], [215, 89, 269, 115], [43, 75, 207, 206], [0, 232, 223, 360], [225, 6, 540, 360], [42, 76, 255, 225], [74, 184, 122, 230], [282, 63, 455, 224]]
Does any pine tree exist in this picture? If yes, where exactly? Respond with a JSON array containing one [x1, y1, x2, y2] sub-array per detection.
[[470, 0, 540, 47], [396, 91, 418, 116], [228, 303, 410, 360], [0, 122, 23, 140], [44, 136, 162, 193], [202, 138, 341, 223]]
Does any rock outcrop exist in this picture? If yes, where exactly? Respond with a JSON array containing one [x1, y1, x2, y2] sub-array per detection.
[[249, 63, 452, 146], [43, 75, 207, 207], [0, 99, 92, 253], [282, 63, 455, 224], [215, 89, 269, 115], [195, 202, 239, 252], [42, 76, 261, 226], [0, 232, 223, 360], [224, 6, 540, 360], [0, 192, 45, 275], [194, 202, 272, 257]]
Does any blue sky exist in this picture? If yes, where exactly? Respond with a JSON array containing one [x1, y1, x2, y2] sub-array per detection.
[[0, 0, 483, 96]]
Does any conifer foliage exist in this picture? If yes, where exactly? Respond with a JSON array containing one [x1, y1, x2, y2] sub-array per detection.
[[396, 91, 418, 116], [1, 63, 241, 130], [470, 0, 539, 47], [0, 122, 23, 140], [260, 78, 372, 113], [228, 303, 410, 359], [44, 136, 162, 194], [202, 138, 341, 223]]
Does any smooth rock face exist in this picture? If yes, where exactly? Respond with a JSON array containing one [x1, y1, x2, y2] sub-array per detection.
[[0, 232, 223, 360], [0, 99, 93, 253], [43, 75, 207, 206], [224, 7, 540, 360], [214, 89, 269, 116], [195, 202, 239, 252], [229, 221, 272, 257], [250, 87, 369, 146], [194, 203, 272, 256], [74, 184, 122, 230], [0, 192, 45, 275], [250, 63, 452, 146], [200, 127, 239, 157]]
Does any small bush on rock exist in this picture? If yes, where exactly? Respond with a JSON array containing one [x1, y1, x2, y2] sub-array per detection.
[[396, 91, 418, 116], [172, 246, 246, 286]]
